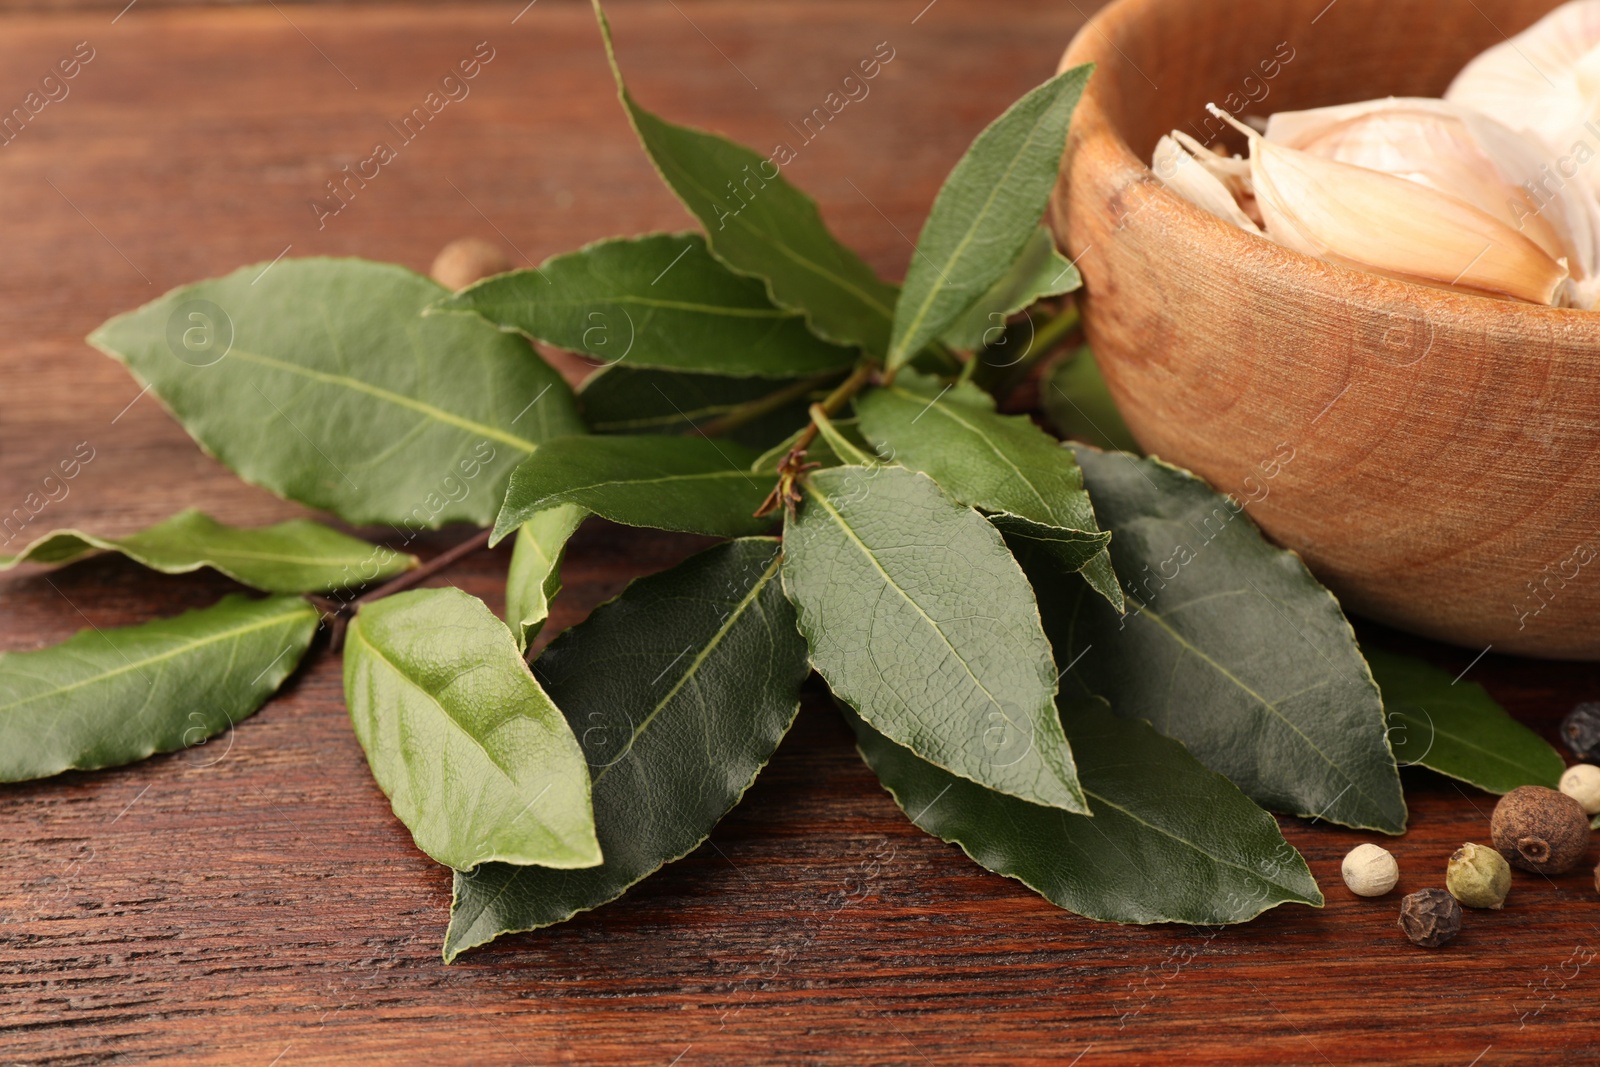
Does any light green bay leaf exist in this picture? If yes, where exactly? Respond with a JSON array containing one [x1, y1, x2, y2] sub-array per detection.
[[0, 594, 317, 782], [89, 258, 584, 527], [344, 587, 598, 872], [1042, 345, 1140, 454], [594, 2, 898, 355], [493, 435, 772, 543], [782, 464, 1085, 812], [437, 233, 855, 378], [941, 227, 1080, 352], [887, 65, 1092, 369], [446, 537, 808, 961], [848, 698, 1323, 924], [1037, 447, 1406, 834], [578, 364, 822, 450], [1366, 646, 1564, 794], [855, 371, 1121, 611], [0, 508, 413, 594], [505, 505, 587, 652]]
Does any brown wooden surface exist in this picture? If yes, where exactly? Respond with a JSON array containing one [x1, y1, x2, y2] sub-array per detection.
[[1053, 0, 1600, 659], [2, 2, 1599, 1064]]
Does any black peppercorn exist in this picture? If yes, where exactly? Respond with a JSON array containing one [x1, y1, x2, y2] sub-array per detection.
[[1398, 888, 1462, 948], [1561, 703, 1600, 761], [1491, 785, 1591, 874]]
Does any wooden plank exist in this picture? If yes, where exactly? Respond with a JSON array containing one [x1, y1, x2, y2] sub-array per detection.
[[1, 3, 1598, 1064]]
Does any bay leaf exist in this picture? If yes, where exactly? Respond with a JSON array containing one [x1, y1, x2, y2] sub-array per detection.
[[886, 66, 1092, 369], [436, 233, 855, 378], [89, 258, 584, 527], [0, 508, 414, 594], [855, 371, 1121, 610], [782, 464, 1086, 812], [1041, 345, 1140, 454], [1038, 447, 1406, 834], [594, 2, 898, 355], [1366, 646, 1564, 794], [0, 594, 317, 782], [578, 364, 820, 450], [344, 587, 599, 872], [505, 504, 586, 652], [493, 435, 772, 543], [848, 698, 1323, 924], [940, 227, 1080, 352], [445, 537, 807, 960]]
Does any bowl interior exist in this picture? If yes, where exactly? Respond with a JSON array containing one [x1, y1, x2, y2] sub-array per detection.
[[1090, 0, 1557, 166]]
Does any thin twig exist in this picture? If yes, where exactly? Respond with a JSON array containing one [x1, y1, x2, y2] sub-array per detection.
[[693, 368, 845, 438], [324, 527, 495, 651]]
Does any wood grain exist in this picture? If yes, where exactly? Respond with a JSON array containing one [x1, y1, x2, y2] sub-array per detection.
[[1, 3, 1599, 1064], [1053, 0, 1600, 659]]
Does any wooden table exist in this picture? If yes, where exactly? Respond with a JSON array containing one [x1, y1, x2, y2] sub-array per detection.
[[2, 2, 1598, 1063]]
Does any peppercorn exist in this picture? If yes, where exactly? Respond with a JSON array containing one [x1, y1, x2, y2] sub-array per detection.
[[1561, 702, 1600, 761], [1398, 888, 1462, 948], [1340, 843, 1399, 897], [1446, 842, 1511, 909], [1491, 785, 1590, 874], [1560, 764, 1600, 815]]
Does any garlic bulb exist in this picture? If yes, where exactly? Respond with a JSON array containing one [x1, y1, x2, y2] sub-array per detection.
[[1148, 105, 1579, 308], [1445, 1, 1600, 160], [1264, 97, 1600, 307]]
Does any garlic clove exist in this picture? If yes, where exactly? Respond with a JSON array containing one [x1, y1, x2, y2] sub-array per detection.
[[1445, 1, 1600, 158], [1205, 105, 1573, 306], [1152, 134, 1263, 233], [1263, 96, 1599, 288]]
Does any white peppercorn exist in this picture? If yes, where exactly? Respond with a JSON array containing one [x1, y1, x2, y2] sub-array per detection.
[[1560, 764, 1600, 816], [1341, 843, 1399, 897]]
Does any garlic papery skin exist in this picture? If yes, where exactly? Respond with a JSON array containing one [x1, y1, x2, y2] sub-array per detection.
[[1446, 1, 1600, 160], [1152, 133, 1263, 234], [1205, 105, 1574, 307], [1263, 96, 1600, 298]]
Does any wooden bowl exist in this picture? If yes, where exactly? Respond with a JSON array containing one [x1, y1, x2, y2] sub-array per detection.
[[1051, 0, 1600, 660]]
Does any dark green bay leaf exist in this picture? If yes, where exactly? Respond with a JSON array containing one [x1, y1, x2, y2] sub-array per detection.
[[0, 508, 413, 594], [578, 364, 822, 450], [941, 227, 1081, 352], [0, 594, 316, 782], [445, 537, 808, 961], [594, 2, 898, 354], [344, 588, 598, 872], [493, 435, 772, 543], [782, 464, 1085, 812], [1366, 646, 1564, 794], [848, 699, 1323, 924], [1042, 346, 1140, 454], [855, 371, 1121, 610], [1038, 447, 1406, 834], [89, 258, 584, 527], [887, 66, 1092, 369], [990, 513, 1110, 575], [437, 233, 855, 377], [505, 504, 587, 652]]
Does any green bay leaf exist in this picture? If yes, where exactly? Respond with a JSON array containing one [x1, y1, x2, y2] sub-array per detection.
[[578, 364, 822, 450], [855, 371, 1121, 610], [848, 698, 1323, 924], [0, 594, 317, 782], [493, 435, 772, 543], [782, 464, 1086, 812], [437, 233, 855, 377], [594, 2, 898, 355], [445, 537, 808, 961], [1366, 646, 1564, 794], [887, 66, 1092, 369], [505, 505, 587, 652], [0, 508, 414, 594], [344, 587, 599, 872], [1038, 447, 1406, 834], [89, 258, 584, 527], [940, 227, 1080, 352]]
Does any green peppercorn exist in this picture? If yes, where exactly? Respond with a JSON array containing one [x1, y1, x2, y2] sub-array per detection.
[[1398, 888, 1461, 948], [1446, 842, 1511, 909]]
